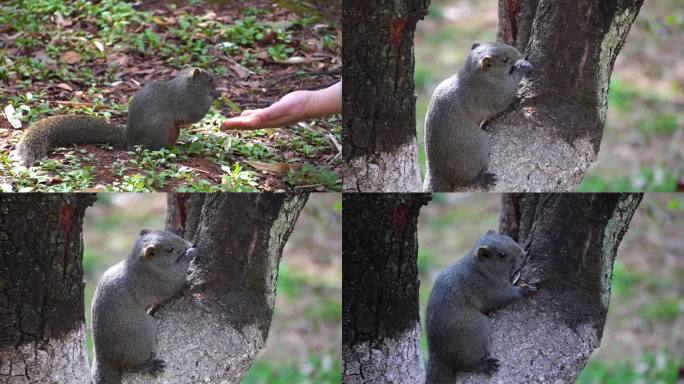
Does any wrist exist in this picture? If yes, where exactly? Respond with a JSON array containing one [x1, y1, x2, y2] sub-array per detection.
[[304, 82, 342, 120]]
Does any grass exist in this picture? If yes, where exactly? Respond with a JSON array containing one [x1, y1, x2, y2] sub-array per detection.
[[0, 1, 300, 72], [243, 353, 341, 384], [577, 351, 681, 384], [578, 166, 680, 192], [578, 75, 683, 192]]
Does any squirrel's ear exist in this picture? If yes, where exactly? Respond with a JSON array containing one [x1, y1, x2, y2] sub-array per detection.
[[471, 42, 481, 50], [140, 229, 150, 236], [480, 56, 492, 69], [143, 245, 156, 260], [486, 229, 496, 235], [476, 246, 492, 260], [192, 68, 202, 77]]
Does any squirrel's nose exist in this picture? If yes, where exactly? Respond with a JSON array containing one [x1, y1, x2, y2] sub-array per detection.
[[515, 58, 534, 74], [185, 247, 198, 259]]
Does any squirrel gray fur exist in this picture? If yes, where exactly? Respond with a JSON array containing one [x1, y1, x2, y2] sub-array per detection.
[[423, 42, 533, 191], [425, 230, 537, 383], [16, 67, 218, 166], [91, 229, 197, 384]]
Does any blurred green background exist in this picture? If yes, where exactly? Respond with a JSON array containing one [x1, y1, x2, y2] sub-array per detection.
[[82, 194, 341, 384], [417, 193, 684, 383], [414, 0, 684, 191]]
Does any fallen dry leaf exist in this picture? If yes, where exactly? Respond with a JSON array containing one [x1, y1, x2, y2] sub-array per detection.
[[56, 83, 74, 92], [246, 161, 301, 177], [80, 186, 108, 192], [34, 51, 55, 64], [265, 175, 287, 189], [152, 15, 175, 27], [247, 161, 290, 175], [328, 132, 341, 152], [274, 56, 313, 65], [93, 40, 105, 52], [109, 53, 129, 67], [3, 105, 22, 129], [60, 51, 81, 64]]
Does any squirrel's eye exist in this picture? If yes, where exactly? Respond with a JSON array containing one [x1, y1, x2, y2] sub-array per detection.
[[166, 247, 174, 253], [498, 252, 506, 258], [503, 57, 509, 63]]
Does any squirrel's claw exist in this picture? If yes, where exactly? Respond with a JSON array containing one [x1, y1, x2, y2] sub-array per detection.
[[477, 356, 501, 376], [142, 356, 166, 376]]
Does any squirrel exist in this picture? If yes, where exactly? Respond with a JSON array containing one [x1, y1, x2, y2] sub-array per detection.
[[423, 42, 533, 192], [15, 67, 218, 167], [425, 230, 537, 383], [91, 229, 197, 384]]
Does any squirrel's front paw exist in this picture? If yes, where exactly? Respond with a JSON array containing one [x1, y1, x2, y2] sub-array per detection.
[[479, 172, 497, 188], [476, 355, 500, 376], [520, 283, 538, 297], [142, 356, 166, 376]]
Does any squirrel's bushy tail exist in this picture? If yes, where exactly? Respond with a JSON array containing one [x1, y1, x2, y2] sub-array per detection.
[[16, 115, 125, 166], [92, 356, 122, 384], [425, 357, 455, 384]]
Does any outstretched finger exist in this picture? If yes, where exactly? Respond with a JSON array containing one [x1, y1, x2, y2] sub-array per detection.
[[221, 114, 264, 130], [240, 109, 261, 117]]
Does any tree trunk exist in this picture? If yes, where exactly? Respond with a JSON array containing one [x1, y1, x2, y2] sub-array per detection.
[[481, 0, 644, 191], [448, 193, 643, 383], [342, 1, 429, 192], [0, 194, 96, 384], [342, 193, 431, 383], [123, 193, 308, 383]]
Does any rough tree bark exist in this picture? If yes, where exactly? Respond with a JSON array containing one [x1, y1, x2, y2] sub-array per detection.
[[124, 193, 308, 383], [0, 194, 97, 384], [342, 1, 429, 192], [342, 193, 431, 383], [479, 0, 644, 191], [451, 193, 643, 383]]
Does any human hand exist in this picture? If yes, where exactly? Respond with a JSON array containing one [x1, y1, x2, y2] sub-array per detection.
[[221, 90, 314, 130], [221, 81, 341, 130]]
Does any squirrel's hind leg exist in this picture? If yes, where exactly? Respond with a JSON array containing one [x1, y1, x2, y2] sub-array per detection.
[[425, 357, 456, 384]]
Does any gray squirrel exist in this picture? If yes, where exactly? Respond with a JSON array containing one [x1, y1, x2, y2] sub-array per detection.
[[91, 229, 197, 384], [425, 230, 537, 383], [423, 42, 533, 191], [16, 67, 218, 166]]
